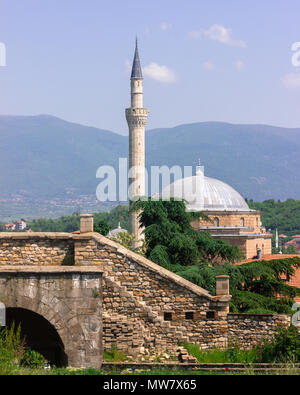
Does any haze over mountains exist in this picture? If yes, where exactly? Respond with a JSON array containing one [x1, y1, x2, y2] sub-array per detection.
[[0, 114, 299, 219]]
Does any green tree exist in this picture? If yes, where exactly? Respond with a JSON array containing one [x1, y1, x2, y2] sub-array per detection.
[[132, 198, 300, 314], [132, 198, 243, 266], [94, 220, 110, 236], [110, 231, 136, 250]]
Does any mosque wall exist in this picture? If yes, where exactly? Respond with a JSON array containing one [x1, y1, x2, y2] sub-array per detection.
[[193, 211, 261, 233]]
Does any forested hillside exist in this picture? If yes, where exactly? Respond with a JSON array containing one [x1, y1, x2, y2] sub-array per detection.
[[248, 199, 300, 236], [2, 200, 300, 237]]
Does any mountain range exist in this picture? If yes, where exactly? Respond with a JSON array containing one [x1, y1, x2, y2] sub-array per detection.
[[0, 114, 299, 204]]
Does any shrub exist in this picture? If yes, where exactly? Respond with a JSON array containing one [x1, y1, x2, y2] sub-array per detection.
[[20, 348, 45, 368], [0, 322, 24, 373], [258, 326, 300, 363], [103, 344, 126, 362]]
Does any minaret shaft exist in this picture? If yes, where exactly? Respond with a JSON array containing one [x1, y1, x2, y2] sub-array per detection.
[[126, 40, 149, 248]]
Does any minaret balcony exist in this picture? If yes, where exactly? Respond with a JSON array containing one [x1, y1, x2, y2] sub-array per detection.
[[126, 108, 149, 116]]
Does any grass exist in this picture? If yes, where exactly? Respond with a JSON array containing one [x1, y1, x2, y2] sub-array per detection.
[[103, 345, 127, 362], [1, 365, 300, 375], [184, 342, 259, 364]]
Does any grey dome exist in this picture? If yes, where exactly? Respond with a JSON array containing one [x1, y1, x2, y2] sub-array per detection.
[[156, 172, 250, 212], [108, 223, 127, 238]]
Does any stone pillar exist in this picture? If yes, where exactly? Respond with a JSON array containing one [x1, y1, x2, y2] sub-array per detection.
[[80, 214, 94, 233], [216, 275, 230, 296], [216, 275, 230, 313]]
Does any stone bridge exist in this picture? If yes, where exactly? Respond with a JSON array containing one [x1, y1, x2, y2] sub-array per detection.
[[0, 214, 290, 368]]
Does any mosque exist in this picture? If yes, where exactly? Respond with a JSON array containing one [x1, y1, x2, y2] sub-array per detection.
[[124, 39, 272, 259]]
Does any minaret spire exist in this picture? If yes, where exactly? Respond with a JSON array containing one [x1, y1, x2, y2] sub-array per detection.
[[126, 39, 149, 248], [131, 36, 143, 80]]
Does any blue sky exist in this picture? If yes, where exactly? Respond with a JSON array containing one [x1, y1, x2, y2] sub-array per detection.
[[0, 0, 299, 135]]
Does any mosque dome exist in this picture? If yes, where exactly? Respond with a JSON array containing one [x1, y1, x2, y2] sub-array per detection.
[[156, 164, 250, 212], [107, 223, 127, 238]]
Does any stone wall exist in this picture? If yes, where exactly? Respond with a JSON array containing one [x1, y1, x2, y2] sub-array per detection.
[[74, 234, 231, 354], [74, 233, 290, 355], [227, 313, 290, 348], [211, 235, 272, 259], [245, 237, 272, 258], [192, 211, 261, 233], [0, 266, 103, 368], [0, 233, 74, 266], [0, 231, 292, 361]]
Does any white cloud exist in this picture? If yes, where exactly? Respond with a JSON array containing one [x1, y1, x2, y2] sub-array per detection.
[[160, 22, 172, 31], [281, 72, 300, 88], [143, 62, 178, 83], [236, 60, 245, 70], [202, 60, 215, 71], [190, 24, 247, 48]]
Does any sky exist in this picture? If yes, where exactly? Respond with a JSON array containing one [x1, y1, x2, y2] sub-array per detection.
[[0, 0, 299, 135]]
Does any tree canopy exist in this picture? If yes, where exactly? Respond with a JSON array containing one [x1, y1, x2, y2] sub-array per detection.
[[132, 198, 300, 314], [132, 198, 243, 265]]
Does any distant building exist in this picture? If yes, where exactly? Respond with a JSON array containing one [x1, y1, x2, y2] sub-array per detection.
[[5, 223, 15, 231], [107, 223, 127, 239], [158, 162, 272, 260], [285, 238, 300, 253], [15, 220, 26, 230]]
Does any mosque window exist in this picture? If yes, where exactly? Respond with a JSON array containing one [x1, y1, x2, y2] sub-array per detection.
[[214, 217, 219, 227]]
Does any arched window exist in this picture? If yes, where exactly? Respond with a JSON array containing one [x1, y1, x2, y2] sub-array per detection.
[[214, 217, 219, 227], [240, 218, 245, 227]]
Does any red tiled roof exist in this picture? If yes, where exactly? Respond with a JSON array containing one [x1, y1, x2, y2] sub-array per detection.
[[284, 239, 299, 246], [236, 254, 300, 266]]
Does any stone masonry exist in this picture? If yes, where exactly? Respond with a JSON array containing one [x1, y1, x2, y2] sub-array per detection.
[[0, 266, 102, 368], [0, 216, 292, 364]]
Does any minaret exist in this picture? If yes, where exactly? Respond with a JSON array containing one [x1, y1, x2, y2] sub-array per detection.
[[126, 38, 149, 248], [275, 228, 279, 249]]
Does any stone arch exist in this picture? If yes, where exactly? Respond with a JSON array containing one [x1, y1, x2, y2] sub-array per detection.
[[6, 307, 68, 366], [2, 285, 79, 366], [0, 268, 103, 368]]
